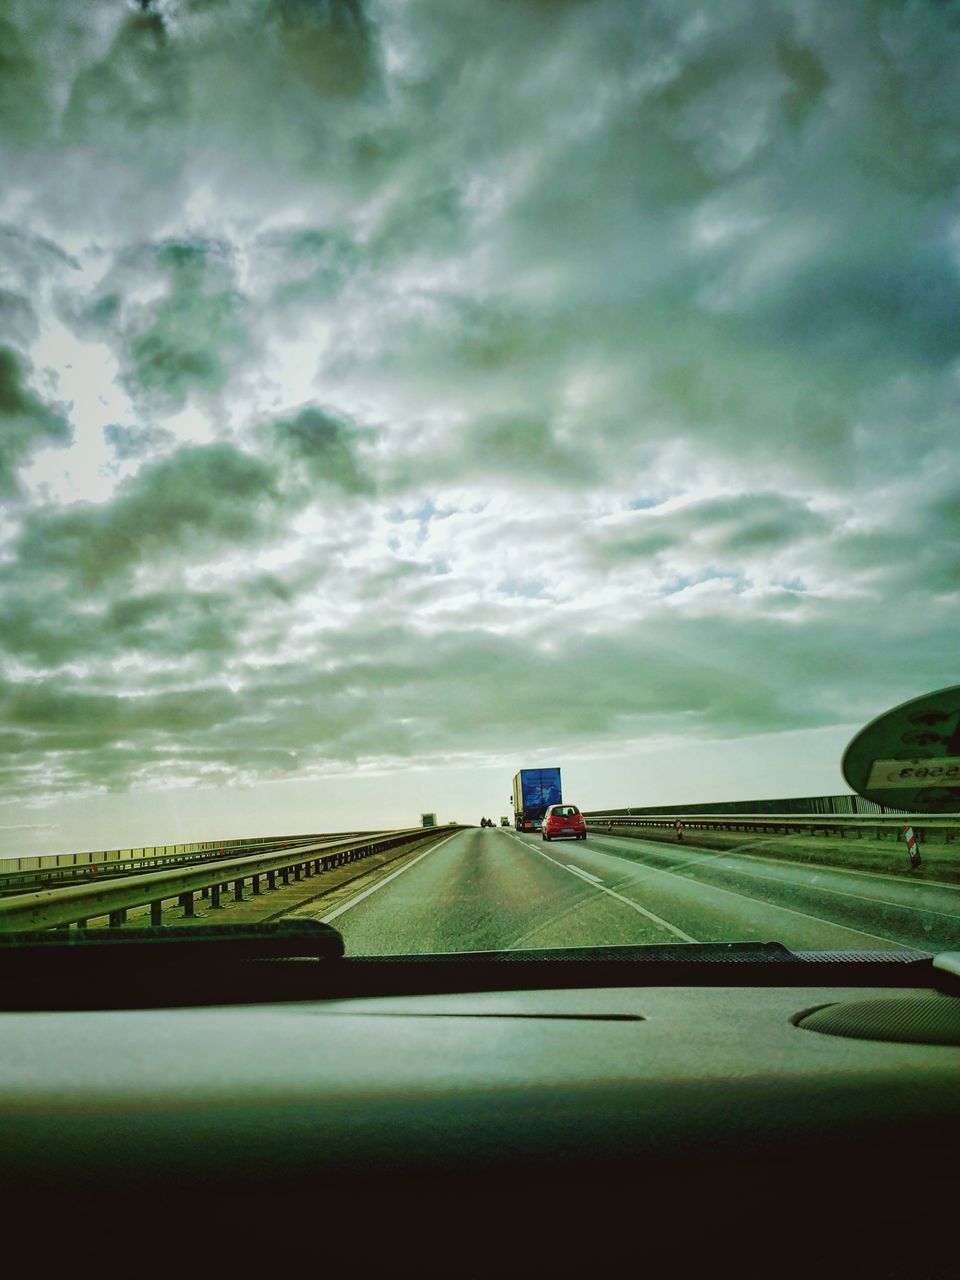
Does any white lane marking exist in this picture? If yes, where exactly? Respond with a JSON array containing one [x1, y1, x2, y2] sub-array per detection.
[[590, 833, 960, 923], [592, 828, 960, 894], [569, 866, 603, 884], [517, 831, 917, 950], [696, 860, 960, 922], [321, 831, 461, 923], [508, 833, 697, 943]]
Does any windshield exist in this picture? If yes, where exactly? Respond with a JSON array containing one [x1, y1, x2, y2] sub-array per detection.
[[1, 0, 956, 959]]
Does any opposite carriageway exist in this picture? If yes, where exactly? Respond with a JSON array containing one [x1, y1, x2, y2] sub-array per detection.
[[0, 827, 461, 933]]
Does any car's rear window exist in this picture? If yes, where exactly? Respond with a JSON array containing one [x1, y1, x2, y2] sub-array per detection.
[[551, 806, 580, 817]]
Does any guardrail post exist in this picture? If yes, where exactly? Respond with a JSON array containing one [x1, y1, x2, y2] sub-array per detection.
[[233, 880, 244, 902], [267, 870, 277, 890], [251, 875, 262, 895], [108, 908, 126, 928], [293, 863, 303, 881], [150, 901, 162, 927], [179, 892, 195, 918], [281, 867, 290, 886], [210, 884, 222, 909]]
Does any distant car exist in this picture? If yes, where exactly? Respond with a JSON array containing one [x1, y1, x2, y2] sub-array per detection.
[[542, 804, 587, 841]]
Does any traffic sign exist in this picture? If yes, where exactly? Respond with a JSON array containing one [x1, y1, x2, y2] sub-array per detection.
[[842, 685, 960, 812]]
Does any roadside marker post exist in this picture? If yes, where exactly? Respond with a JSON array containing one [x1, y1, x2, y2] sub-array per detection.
[[902, 825, 922, 869]]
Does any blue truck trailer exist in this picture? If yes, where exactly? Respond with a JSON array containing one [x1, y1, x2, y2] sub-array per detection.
[[512, 768, 562, 831]]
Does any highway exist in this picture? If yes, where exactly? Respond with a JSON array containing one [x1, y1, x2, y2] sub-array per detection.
[[301, 826, 960, 956]]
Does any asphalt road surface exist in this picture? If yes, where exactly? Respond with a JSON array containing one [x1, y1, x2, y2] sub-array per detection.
[[302, 826, 960, 956]]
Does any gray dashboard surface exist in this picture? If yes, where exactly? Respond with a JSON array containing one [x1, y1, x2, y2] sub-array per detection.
[[3, 984, 958, 1179]]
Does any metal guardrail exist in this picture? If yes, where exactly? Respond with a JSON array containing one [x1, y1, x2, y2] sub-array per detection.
[[0, 831, 335, 877], [585, 793, 905, 818], [587, 813, 959, 843], [0, 827, 457, 934], [0, 832, 369, 895]]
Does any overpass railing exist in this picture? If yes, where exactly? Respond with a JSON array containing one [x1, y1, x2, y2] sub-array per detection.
[[0, 827, 457, 934]]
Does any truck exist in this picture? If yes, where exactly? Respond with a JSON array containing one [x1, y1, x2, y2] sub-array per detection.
[[500, 816, 510, 827], [512, 768, 562, 831], [420, 813, 437, 828]]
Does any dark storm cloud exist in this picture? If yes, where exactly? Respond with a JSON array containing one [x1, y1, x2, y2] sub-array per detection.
[[0, 10, 53, 144], [0, 346, 71, 495], [75, 238, 248, 410], [271, 0, 378, 98], [262, 405, 374, 493], [12, 442, 279, 588], [255, 226, 361, 311], [0, 291, 39, 346], [0, 588, 241, 667]]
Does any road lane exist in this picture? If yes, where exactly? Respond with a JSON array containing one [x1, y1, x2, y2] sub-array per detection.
[[301, 826, 693, 955], [518, 829, 959, 952], [290, 825, 956, 956]]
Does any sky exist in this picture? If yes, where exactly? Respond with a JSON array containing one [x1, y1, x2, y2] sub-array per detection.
[[1, 0, 958, 855]]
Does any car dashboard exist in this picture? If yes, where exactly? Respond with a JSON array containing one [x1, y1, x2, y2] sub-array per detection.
[[2, 945, 958, 1277]]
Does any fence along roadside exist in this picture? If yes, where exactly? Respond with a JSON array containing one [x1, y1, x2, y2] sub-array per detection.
[[0, 828, 457, 934]]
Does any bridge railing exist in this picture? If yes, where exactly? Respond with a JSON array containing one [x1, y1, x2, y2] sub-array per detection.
[[0, 831, 344, 877], [584, 812, 958, 843], [0, 827, 457, 934], [0, 832, 368, 895]]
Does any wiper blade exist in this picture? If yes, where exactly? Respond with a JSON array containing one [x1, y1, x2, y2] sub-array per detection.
[[0, 920, 344, 968]]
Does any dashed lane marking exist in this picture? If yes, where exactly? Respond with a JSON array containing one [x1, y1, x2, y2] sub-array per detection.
[[569, 866, 603, 884], [508, 832, 697, 943], [510, 830, 919, 951]]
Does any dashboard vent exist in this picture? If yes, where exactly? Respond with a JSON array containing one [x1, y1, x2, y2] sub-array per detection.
[[795, 995, 960, 1046]]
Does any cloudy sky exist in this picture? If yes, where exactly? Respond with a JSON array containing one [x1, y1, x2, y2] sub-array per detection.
[[1, 0, 958, 853]]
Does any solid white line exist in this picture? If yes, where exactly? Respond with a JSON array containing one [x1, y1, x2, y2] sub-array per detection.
[[690, 858, 960, 922], [569, 866, 603, 884], [510, 833, 697, 943], [320, 831, 461, 923], [593, 828, 960, 893], [588, 838, 910, 948], [590, 833, 960, 923]]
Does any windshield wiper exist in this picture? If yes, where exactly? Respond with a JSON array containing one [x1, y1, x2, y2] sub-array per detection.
[[0, 920, 344, 969], [1, 934, 949, 1013]]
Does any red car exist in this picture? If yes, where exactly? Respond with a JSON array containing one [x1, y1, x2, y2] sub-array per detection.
[[541, 804, 587, 841]]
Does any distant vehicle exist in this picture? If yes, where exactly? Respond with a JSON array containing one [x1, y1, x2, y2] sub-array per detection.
[[421, 813, 437, 828], [500, 816, 509, 827], [512, 768, 562, 831], [542, 804, 586, 842]]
